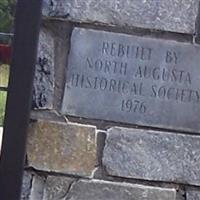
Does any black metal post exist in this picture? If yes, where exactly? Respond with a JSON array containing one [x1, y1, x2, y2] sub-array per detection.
[[0, 0, 42, 199]]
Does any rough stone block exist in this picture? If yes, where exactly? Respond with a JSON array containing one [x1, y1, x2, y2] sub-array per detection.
[[187, 190, 200, 200], [27, 120, 97, 177], [29, 175, 45, 200], [21, 172, 32, 200], [32, 28, 54, 109], [103, 127, 200, 186], [21, 173, 45, 200], [21, 174, 74, 200], [43, 176, 74, 200], [66, 180, 176, 200], [42, 0, 199, 34]]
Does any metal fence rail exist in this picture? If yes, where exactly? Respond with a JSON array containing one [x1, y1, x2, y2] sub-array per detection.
[[0, 1, 42, 200], [0, 33, 13, 36], [0, 86, 8, 91]]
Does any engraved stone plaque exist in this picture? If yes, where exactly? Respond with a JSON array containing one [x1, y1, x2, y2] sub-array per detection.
[[62, 28, 200, 133]]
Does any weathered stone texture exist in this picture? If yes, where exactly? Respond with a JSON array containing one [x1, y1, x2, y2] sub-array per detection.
[[66, 180, 176, 200], [21, 174, 74, 200], [32, 28, 54, 109], [62, 27, 200, 133], [43, 176, 74, 200], [21, 172, 32, 200], [21, 173, 45, 200], [29, 175, 45, 200], [27, 120, 97, 177], [103, 127, 200, 186], [187, 190, 200, 200], [42, 0, 199, 34]]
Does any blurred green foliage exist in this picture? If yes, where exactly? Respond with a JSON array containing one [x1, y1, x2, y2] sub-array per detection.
[[0, 0, 16, 33]]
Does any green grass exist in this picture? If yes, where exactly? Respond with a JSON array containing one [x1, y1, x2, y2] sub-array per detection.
[[0, 64, 9, 86], [0, 64, 9, 126], [0, 91, 7, 126]]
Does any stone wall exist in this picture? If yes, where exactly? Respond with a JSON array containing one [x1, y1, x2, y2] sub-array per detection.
[[22, 1, 200, 199]]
